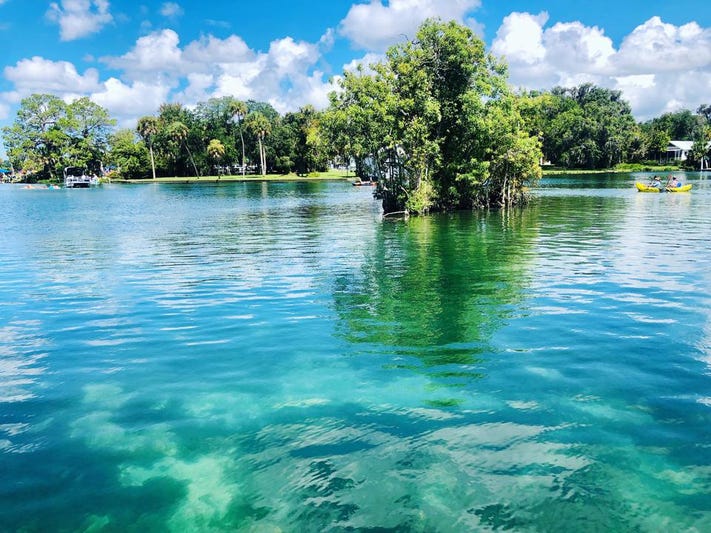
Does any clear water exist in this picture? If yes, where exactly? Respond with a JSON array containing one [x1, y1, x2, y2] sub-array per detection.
[[1, 174, 710, 532]]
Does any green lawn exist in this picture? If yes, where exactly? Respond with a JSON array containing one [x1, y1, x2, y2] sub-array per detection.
[[114, 169, 355, 183]]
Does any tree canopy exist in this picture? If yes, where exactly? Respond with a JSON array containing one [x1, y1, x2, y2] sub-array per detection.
[[324, 19, 542, 214], [2, 94, 115, 181], [519, 84, 640, 169]]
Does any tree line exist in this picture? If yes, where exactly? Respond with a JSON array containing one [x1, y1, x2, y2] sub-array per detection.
[[519, 86, 711, 169], [3, 19, 711, 215]]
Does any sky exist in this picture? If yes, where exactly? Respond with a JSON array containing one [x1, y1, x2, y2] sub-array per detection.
[[1, 0, 711, 157]]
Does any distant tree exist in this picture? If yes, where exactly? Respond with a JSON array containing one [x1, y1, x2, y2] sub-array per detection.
[[520, 84, 639, 169], [640, 127, 671, 162], [136, 116, 160, 179], [282, 106, 328, 175], [246, 101, 280, 122], [1, 94, 115, 181], [226, 98, 248, 175], [107, 129, 149, 178], [245, 112, 271, 175], [66, 97, 116, 174], [207, 138, 226, 173], [642, 110, 704, 141], [1, 94, 71, 181], [687, 126, 711, 170], [167, 120, 200, 177], [156, 103, 204, 176], [697, 104, 711, 125], [323, 66, 393, 181], [518, 91, 574, 163]]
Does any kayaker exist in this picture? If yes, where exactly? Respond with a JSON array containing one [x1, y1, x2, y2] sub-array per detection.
[[651, 176, 662, 188]]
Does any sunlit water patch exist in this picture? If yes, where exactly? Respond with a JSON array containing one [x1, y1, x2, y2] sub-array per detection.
[[1, 176, 710, 531]]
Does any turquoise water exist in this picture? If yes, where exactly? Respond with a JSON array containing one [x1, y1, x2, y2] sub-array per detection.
[[1, 174, 710, 532]]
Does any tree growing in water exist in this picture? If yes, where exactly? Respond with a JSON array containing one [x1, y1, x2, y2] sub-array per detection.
[[325, 19, 541, 214]]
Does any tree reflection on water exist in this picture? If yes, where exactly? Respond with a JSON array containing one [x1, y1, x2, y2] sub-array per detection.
[[332, 208, 541, 405]]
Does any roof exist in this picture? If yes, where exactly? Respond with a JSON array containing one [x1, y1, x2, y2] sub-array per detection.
[[668, 141, 694, 151], [667, 140, 711, 151]]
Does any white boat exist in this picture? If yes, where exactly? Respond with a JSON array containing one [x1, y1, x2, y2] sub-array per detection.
[[64, 167, 99, 188]]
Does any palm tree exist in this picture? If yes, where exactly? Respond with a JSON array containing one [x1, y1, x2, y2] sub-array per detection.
[[207, 138, 225, 174], [246, 112, 271, 176], [227, 98, 248, 175], [136, 116, 159, 179], [167, 120, 199, 177]]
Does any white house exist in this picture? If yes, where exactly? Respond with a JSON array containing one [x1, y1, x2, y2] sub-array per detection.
[[666, 140, 711, 162], [666, 141, 694, 161]]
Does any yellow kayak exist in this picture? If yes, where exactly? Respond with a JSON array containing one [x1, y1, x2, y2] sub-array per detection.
[[636, 182, 692, 193]]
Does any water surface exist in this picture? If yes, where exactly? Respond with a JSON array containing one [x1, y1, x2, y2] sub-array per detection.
[[1, 174, 710, 531]]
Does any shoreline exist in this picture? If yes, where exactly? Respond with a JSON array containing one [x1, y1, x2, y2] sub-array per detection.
[[112, 171, 354, 184], [541, 166, 683, 176]]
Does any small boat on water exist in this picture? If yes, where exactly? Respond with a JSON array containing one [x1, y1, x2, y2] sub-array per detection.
[[635, 182, 692, 193], [353, 180, 376, 187], [64, 167, 99, 188]]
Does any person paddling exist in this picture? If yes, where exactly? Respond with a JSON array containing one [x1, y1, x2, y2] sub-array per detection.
[[663, 175, 682, 191]]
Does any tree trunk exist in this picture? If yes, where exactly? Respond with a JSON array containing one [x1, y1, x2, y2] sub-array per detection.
[[184, 142, 200, 177], [149, 143, 156, 179], [258, 137, 265, 175], [239, 128, 246, 176]]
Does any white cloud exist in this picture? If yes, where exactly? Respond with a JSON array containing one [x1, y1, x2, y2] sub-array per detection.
[[0, 55, 171, 127], [492, 13, 711, 119], [492, 12, 548, 66], [268, 37, 321, 77], [91, 78, 172, 127], [98, 28, 339, 115], [544, 21, 614, 73], [102, 29, 184, 80], [492, 12, 616, 90], [298, 70, 336, 110], [339, 0, 482, 51], [613, 17, 711, 73], [210, 36, 335, 113], [160, 2, 183, 19], [616, 71, 711, 120], [46, 0, 113, 41], [183, 34, 253, 66], [4, 56, 101, 96], [7, 7, 709, 132], [173, 73, 215, 105]]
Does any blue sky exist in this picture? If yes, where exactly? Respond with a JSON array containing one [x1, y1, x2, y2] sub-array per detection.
[[1, 0, 711, 157]]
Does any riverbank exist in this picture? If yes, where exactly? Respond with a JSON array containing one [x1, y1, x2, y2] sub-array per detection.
[[113, 169, 353, 184], [542, 164, 682, 176]]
